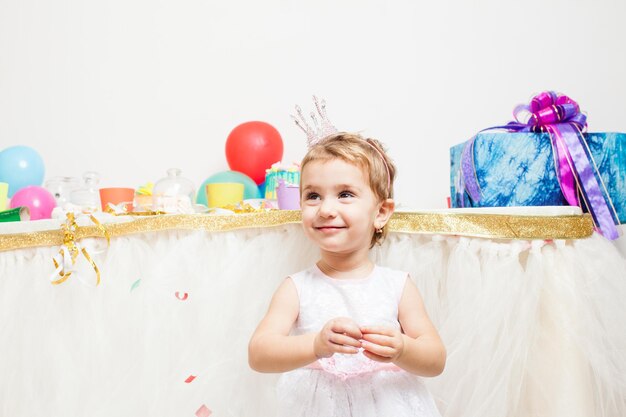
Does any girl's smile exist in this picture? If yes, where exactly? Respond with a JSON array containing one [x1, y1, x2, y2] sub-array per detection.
[[315, 225, 346, 231]]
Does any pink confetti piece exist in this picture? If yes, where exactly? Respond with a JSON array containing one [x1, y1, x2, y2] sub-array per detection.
[[175, 291, 189, 301], [195, 404, 212, 417], [184, 375, 196, 383]]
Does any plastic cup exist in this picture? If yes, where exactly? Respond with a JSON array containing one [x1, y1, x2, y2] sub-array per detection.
[[99, 187, 135, 212], [206, 183, 244, 208], [0, 182, 8, 211]]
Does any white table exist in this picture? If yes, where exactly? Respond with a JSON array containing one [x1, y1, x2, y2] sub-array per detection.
[[0, 208, 624, 417]]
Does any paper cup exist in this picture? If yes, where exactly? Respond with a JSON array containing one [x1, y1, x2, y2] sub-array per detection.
[[206, 183, 244, 208], [99, 187, 135, 212], [134, 194, 153, 212], [276, 182, 300, 210], [0, 182, 8, 211]]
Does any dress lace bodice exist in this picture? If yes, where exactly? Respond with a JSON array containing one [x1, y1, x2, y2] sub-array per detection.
[[290, 264, 407, 378]]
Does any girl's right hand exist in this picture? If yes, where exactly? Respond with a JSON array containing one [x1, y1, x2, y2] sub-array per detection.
[[313, 317, 363, 358]]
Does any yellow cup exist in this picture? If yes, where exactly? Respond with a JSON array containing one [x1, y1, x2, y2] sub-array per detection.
[[0, 182, 8, 211], [206, 182, 244, 208]]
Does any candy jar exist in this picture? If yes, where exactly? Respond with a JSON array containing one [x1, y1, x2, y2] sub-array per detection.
[[44, 176, 81, 207], [70, 171, 101, 212], [152, 168, 195, 214]]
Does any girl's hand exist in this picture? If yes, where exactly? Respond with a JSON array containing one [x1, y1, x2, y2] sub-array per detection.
[[360, 325, 405, 363], [314, 317, 363, 358]]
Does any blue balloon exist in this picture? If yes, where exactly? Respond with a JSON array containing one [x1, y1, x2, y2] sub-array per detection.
[[0, 146, 45, 197], [196, 170, 261, 205]]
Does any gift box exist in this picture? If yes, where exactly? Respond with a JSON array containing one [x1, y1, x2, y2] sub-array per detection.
[[450, 131, 626, 224]]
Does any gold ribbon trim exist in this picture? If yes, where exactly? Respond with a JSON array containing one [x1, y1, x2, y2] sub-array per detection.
[[388, 212, 593, 239], [0, 211, 594, 252]]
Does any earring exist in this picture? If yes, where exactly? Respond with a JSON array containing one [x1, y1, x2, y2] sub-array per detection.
[[375, 227, 383, 234]]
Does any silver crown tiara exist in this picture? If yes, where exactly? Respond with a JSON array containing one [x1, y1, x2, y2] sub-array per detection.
[[291, 96, 392, 196], [291, 96, 338, 147]]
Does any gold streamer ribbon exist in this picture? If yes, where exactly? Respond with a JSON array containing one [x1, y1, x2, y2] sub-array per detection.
[[220, 202, 273, 213], [105, 201, 166, 217], [50, 212, 110, 286]]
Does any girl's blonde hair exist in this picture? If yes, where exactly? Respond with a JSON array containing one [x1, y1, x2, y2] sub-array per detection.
[[300, 132, 396, 247]]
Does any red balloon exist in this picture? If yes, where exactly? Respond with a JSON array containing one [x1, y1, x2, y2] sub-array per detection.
[[225, 121, 283, 184]]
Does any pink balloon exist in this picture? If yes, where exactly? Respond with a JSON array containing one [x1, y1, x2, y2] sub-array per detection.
[[10, 186, 57, 220]]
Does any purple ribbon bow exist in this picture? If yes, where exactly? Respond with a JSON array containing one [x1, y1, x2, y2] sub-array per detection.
[[459, 91, 620, 240]]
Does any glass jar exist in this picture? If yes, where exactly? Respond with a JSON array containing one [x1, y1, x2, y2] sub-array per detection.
[[44, 176, 81, 207], [152, 168, 196, 214], [70, 171, 101, 212]]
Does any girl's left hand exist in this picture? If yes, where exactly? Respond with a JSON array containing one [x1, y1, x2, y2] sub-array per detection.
[[359, 325, 405, 363]]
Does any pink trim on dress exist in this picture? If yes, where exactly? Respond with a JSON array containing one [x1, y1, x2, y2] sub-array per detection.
[[305, 356, 402, 381]]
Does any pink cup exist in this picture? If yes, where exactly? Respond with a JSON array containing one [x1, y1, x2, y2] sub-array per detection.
[[276, 179, 300, 210], [99, 187, 135, 212]]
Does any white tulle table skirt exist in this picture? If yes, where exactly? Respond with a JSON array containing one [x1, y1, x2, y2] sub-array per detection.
[[0, 212, 625, 417]]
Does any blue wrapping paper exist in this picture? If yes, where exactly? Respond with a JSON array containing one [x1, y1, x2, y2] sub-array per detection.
[[450, 132, 626, 224]]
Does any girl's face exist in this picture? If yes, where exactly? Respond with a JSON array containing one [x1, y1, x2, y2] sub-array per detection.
[[300, 159, 389, 256]]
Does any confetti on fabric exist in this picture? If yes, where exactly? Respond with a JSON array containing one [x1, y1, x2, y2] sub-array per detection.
[[195, 404, 212, 417], [184, 375, 196, 383], [130, 279, 141, 292], [175, 291, 189, 301]]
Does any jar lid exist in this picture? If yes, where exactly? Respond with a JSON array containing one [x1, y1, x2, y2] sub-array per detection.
[[153, 168, 196, 200]]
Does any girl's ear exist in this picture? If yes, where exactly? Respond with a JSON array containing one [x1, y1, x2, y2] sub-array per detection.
[[375, 198, 395, 228]]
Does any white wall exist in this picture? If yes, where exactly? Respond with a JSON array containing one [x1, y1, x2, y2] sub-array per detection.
[[1, 0, 625, 209]]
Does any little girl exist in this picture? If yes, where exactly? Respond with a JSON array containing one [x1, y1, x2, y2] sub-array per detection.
[[249, 133, 445, 417]]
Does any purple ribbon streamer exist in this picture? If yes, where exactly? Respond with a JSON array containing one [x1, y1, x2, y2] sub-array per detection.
[[549, 124, 619, 239], [459, 91, 620, 239]]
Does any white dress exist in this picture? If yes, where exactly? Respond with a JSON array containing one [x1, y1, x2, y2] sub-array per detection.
[[277, 264, 441, 417]]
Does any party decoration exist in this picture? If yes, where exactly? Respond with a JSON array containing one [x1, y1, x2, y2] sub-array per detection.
[[130, 279, 142, 292], [195, 404, 212, 417], [99, 187, 135, 213], [276, 179, 300, 210], [0, 146, 45, 197], [221, 201, 274, 213], [258, 181, 266, 198], [0, 182, 8, 211], [69, 172, 101, 212], [152, 168, 195, 214], [0, 207, 30, 222], [225, 121, 283, 184], [196, 171, 260, 205], [205, 182, 244, 208], [175, 291, 188, 301], [134, 182, 154, 212], [10, 186, 56, 220], [49, 212, 109, 286], [136, 183, 154, 196], [264, 162, 300, 199], [453, 91, 622, 239]]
